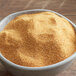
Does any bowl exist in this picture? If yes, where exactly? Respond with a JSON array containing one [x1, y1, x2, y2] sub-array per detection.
[[0, 9, 76, 76]]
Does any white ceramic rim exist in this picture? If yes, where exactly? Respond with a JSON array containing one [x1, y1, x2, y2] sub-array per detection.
[[0, 9, 76, 70]]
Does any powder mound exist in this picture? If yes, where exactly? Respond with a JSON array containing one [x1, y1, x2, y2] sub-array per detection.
[[0, 12, 76, 67]]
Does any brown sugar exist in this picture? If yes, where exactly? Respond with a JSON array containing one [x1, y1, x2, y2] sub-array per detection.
[[0, 12, 76, 67]]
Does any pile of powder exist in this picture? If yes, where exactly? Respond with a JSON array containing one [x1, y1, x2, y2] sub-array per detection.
[[0, 12, 76, 67]]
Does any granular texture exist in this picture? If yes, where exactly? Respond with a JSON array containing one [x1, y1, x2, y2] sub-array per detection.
[[0, 12, 76, 67]]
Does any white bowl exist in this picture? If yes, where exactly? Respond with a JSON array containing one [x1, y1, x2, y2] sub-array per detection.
[[0, 9, 76, 76]]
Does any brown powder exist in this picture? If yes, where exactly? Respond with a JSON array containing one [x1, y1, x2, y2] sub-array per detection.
[[0, 12, 76, 67]]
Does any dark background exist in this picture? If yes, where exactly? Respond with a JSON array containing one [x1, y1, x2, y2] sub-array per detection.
[[0, 0, 76, 76]]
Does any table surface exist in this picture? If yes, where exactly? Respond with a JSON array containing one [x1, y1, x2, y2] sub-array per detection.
[[0, 0, 76, 76]]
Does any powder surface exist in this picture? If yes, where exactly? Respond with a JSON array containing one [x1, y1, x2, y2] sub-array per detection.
[[0, 12, 76, 67]]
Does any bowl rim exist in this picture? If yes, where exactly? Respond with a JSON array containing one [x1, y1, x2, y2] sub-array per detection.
[[0, 9, 76, 71]]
